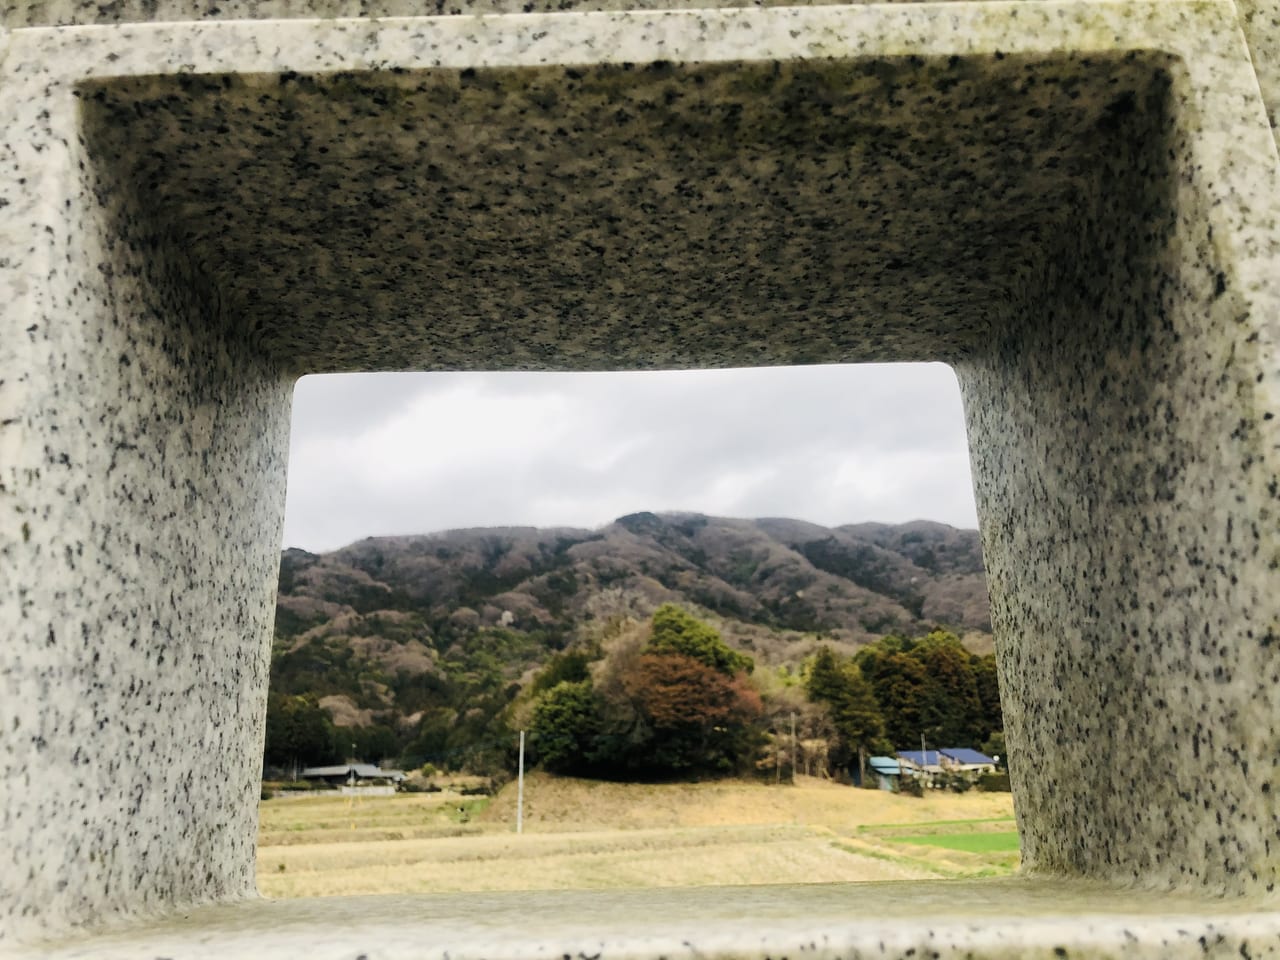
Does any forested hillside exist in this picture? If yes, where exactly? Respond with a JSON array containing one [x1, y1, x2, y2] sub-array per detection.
[[265, 513, 995, 777]]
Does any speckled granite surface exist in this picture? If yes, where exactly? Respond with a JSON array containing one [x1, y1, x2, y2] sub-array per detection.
[[2, 0, 1280, 955], [6, 0, 1280, 161], [0, 18, 294, 944], [0, 0, 1134, 26], [80, 54, 1173, 373], [15, 880, 1280, 960]]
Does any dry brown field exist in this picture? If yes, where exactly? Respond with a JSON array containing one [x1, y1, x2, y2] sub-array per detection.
[[257, 774, 1017, 899]]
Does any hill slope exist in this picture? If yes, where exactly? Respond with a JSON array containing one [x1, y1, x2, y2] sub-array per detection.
[[268, 514, 990, 763]]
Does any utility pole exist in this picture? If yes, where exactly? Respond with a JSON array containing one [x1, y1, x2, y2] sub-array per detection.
[[790, 711, 797, 781], [516, 730, 525, 835]]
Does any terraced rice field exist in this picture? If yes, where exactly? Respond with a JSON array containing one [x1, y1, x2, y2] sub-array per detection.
[[257, 774, 1018, 898]]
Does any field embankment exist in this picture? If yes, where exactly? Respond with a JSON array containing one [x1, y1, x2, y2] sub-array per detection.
[[257, 774, 1016, 899]]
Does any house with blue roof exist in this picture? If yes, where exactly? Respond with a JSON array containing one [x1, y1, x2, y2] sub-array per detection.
[[867, 756, 903, 791], [895, 749, 945, 775], [895, 747, 997, 785], [938, 748, 998, 771]]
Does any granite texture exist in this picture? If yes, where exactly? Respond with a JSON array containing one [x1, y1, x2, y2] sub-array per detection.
[[955, 5, 1280, 893], [1, 0, 1280, 955], [79, 55, 1171, 374], [16, 880, 1280, 960], [3, 0, 1272, 151], [1, 14, 293, 944], [0, 0, 1076, 27], [1236, 0, 1280, 144]]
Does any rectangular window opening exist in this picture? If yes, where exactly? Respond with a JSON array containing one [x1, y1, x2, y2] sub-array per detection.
[[260, 363, 1014, 899]]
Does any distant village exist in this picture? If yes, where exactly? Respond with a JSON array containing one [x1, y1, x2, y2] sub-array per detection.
[[283, 745, 1000, 798]]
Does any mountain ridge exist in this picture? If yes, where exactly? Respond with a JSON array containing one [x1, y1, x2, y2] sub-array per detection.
[[266, 513, 993, 769], [281, 514, 988, 631], [276, 512, 985, 670]]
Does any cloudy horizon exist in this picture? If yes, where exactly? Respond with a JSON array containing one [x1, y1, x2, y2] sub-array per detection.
[[282, 363, 979, 554]]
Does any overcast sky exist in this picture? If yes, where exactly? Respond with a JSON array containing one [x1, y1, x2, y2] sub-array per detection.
[[282, 363, 979, 553]]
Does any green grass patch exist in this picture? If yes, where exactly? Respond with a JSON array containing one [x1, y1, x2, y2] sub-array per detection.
[[857, 816, 1016, 833], [889, 831, 1020, 853]]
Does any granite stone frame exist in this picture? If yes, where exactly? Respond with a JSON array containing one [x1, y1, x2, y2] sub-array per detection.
[[3, 2, 1280, 957]]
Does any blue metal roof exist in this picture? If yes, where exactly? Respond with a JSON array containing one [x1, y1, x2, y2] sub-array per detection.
[[897, 748, 996, 767], [896, 750, 942, 766], [868, 757, 902, 774], [940, 748, 996, 765]]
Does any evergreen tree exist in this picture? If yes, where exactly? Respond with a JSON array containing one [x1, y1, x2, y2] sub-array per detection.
[[649, 604, 753, 675], [972, 653, 1003, 740], [805, 645, 886, 782], [914, 631, 984, 746], [529, 680, 600, 774], [852, 631, 998, 751], [864, 652, 929, 749], [806, 645, 848, 705], [530, 649, 594, 695], [264, 693, 341, 769]]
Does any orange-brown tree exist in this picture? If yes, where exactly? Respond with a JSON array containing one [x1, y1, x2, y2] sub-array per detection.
[[620, 650, 762, 774], [528, 606, 764, 778]]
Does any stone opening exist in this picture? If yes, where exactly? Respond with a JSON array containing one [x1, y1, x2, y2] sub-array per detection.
[[46, 45, 1274, 934], [263, 362, 992, 886]]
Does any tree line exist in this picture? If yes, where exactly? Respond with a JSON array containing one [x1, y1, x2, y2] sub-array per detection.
[[525, 604, 1002, 780], [263, 603, 1003, 782]]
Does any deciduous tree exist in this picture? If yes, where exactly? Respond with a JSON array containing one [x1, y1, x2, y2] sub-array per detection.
[[622, 651, 762, 773]]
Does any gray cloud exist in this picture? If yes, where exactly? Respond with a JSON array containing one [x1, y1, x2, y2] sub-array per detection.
[[289, 373, 445, 439], [282, 363, 977, 552]]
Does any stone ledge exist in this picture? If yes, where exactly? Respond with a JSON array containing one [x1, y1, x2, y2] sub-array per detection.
[[17, 879, 1280, 959]]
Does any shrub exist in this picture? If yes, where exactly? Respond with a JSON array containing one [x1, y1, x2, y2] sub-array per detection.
[[280, 780, 328, 791], [935, 770, 975, 794], [401, 779, 442, 794], [978, 771, 1012, 792], [898, 776, 925, 797]]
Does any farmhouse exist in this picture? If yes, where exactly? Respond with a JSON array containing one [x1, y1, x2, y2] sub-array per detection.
[[300, 763, 407, 786], [896, 748, 998, 782], [895, 749, 944, 777], [937, 748, 998, 774], [867, 756, 903, 791]]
